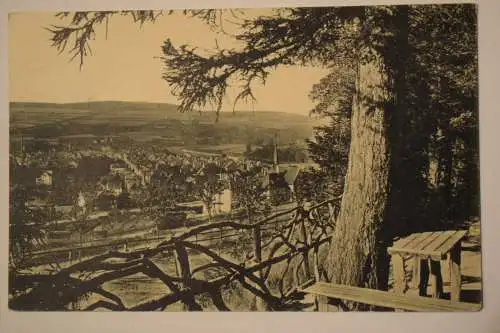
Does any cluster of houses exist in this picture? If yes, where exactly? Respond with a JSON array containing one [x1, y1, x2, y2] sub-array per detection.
[[99, 141, 309, 218], [13, 134, 320, 226], [175, 140, 312, 217]]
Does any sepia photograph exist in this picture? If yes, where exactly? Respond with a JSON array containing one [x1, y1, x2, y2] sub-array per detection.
[[8, 3, 481, 313]]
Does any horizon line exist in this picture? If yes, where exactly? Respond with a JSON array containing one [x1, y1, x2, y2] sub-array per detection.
[[9, 99, 318, 116]]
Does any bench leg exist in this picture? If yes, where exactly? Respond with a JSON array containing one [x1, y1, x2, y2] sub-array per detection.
[[449, 242, 462, 302], [429, 260, 444, 298], [317, 295, 328, 312], [410, 257, 420, 289], [419, 259, 430, 296], [392, 254, 406, 295], [317, 295, 340, 312]]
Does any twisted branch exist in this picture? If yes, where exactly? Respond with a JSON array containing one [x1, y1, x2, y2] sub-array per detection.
[[11, 197, 338, 311]]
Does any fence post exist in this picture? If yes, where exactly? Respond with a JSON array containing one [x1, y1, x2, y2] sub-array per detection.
[[328, 202, 335, 220], [253, 225, 262, 267], [174, 243, 199, 311], [300, 219, 311, 281], [252, 224, 266, 311], [312, 243, 321, 311], [173, 249, 180, 277], [313, 244, 321, 282], [218, 227, 223, 255], [174, 244, 191, 285]]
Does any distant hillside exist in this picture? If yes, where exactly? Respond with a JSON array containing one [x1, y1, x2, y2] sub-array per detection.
[[10, 101, 324, 148], [10, 101, 315, 118]]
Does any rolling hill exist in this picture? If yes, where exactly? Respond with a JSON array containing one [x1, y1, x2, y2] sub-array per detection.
[[10, 101, 325, 149]]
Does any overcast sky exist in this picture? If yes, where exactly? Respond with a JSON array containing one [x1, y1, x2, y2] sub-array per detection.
[[8, 10, 329, 115]]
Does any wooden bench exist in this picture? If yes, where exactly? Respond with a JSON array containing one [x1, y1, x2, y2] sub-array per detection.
[[388, 230, 468, 301], [302, 282, 481, 312]]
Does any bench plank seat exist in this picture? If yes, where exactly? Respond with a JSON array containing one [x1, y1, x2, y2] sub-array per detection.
[[302, 282, 481, 312], [388, 230, 467, 260]]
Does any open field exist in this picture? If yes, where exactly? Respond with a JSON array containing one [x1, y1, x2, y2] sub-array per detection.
[[10, 102, 324, 151]]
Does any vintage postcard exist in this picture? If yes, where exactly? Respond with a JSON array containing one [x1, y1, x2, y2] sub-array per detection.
[[7, 3, 482, 314]]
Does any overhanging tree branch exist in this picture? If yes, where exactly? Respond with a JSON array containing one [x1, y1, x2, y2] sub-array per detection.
[[47, 9, 243, 69], [160, 7, 361, 115]]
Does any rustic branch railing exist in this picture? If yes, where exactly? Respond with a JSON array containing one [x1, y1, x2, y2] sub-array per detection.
[[9, 197, 341, 311]]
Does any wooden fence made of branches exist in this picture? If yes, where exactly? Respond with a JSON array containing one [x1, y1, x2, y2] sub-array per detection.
[[9, 197, 341, 311]]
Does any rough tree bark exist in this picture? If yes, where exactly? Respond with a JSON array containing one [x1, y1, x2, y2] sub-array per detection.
[[325, 6, 409, 294]]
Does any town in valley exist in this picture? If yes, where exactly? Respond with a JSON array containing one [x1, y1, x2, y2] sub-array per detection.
[[10, 101, 327, 268]]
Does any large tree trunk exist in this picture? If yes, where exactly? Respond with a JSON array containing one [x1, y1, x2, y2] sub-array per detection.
[[325, 6, 409, 293], [325, 54, 392, 291]]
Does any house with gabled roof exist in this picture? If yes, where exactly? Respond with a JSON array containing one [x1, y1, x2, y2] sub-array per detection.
[[265, 166, 302, 204], [100, 174, 125, 196], [36, 170, 53, 186], [262, 133, 304, 205]]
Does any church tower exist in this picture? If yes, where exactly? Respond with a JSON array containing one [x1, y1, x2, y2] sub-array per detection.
[[273, 131, 279, 174]]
